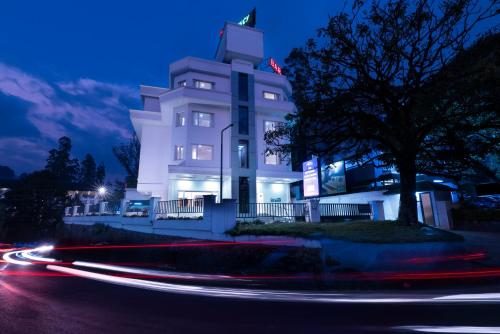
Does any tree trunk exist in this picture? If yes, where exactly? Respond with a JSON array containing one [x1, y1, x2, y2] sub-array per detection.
[[397, 158, 419, 225]]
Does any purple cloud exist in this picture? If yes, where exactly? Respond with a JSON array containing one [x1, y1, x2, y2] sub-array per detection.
[[0, 62, 139, 178]]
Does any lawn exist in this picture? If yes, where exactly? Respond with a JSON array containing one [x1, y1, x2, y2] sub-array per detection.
[[227, 220, 464, 243]]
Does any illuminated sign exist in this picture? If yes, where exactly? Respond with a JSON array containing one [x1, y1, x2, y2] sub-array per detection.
[[268, 58, 282, 75], [303, 157, 320, 197], [238, 8, 256, 27], [320, 161, 346, 195]]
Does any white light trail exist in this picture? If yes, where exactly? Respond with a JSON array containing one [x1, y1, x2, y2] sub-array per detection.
[[396, 326, 500, 333], [21, 245, 57, 263], [73, 261, 240, 281], [2, 251, 31, 266]]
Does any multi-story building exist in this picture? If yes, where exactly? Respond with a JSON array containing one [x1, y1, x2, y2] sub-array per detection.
[[129, 21, 301, 204]]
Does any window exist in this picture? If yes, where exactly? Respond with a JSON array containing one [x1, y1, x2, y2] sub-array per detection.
[[178, 80, 187, 87], [194, 80, 214, 90], [192, 111, 213, 127], [238, 72, 249, 101], [264, 121, 282, 165], [264, 120, 281, 132], [239, 177, 250, 210], [238, 106, 249, 135], [238, 140, 249, 168], [263, 91, 279, 100], [265, 152, 280, 165], [174, 145, 184, 160], [175, 112, 185, 127], [191, 144, 213, 160]]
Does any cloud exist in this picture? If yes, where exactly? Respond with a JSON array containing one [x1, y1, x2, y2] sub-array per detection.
[[0, 137, 49, 173], [0, 62, 139, 178], [0, 62, 135, 141]]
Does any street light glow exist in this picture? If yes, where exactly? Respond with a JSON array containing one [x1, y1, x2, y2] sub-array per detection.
[[97, 186, 107, 196]]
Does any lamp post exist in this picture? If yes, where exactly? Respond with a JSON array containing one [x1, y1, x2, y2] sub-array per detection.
[[220, 123, 233, 203]]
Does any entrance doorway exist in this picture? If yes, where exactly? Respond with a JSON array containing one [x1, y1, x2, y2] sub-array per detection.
[[419, 192, 435, 226]]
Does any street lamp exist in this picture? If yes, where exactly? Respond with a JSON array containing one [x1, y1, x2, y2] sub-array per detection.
[[97, 186, 107, 197], [220, 123, 233, 203]]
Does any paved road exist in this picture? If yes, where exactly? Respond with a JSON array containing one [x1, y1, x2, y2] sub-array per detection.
[[2, 265, 500, 334]]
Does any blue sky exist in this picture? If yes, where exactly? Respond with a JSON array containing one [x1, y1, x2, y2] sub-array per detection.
[[0, 0, 497, 180], [0, 0, 343, 180]]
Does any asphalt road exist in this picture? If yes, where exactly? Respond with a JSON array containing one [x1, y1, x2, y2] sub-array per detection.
[[2, 265, 500, 334]]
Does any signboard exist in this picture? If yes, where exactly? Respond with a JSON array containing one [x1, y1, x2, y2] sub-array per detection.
[[320, 161, 346, 195], [268, 58, 282, 75], [238, 8, 256, 27], [302, 157, 320, 198]]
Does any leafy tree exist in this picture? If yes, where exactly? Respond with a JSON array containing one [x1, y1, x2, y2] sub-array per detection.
[[266, 0, 499, 225], [96, 163, 106, 185], [3, 170, 67, 242], [112, 134, 140, 187], [45, 136, 79, 189], [0, 165, 15, 180], [79, 154, 97, 190]]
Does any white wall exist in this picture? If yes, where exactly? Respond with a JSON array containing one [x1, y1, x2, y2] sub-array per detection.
[[256, 182, 290, 203], [320, 191, 400, 220]]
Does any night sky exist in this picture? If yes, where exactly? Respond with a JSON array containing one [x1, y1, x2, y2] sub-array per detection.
[[0, 1, 496, 181]]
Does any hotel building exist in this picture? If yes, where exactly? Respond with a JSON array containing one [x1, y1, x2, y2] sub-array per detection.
[[129, 21, 301, 204]]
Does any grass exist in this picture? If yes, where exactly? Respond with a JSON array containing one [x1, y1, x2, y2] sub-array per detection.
[[227, 220, 464, 243]]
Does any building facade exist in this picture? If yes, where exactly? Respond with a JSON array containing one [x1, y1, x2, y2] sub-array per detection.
[[130, 22, 301, 204]]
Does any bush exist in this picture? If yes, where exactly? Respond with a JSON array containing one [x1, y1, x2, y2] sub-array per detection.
[[452, 207, 500, 222]]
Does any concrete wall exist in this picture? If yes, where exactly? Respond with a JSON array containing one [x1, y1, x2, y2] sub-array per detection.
[[64, 196, 237, 241]]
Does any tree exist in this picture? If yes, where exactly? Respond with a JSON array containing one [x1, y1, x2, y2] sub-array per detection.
[[0, 165, 15, 180], [3, 170, 67, 241], [96, 163, 106, 185], [112, 134, 140, 187], [266, 0, 499, 225], [45, 136, 79, 189], [79, 154, 97, 190]]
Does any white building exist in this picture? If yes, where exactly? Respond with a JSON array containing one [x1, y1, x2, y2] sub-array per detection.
[[129, 22, 301, 204]]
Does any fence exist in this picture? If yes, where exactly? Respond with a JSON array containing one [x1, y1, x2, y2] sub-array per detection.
[[237, 202, 306, 220], [319, 203, 372, 220], [155, 198, 204, 218]]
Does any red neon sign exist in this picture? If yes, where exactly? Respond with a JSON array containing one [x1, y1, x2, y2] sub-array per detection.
[[268, 58, 282, 75]]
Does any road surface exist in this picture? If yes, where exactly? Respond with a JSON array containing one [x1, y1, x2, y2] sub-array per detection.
[[2, 263, 500, 334]]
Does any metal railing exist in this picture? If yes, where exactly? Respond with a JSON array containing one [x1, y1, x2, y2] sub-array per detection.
[[319, 203, 372, 218], [237, 202, 306, 219], [155, 198, 204, 217]]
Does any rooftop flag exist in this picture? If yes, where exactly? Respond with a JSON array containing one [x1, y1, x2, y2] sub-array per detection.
[[238, 8, 256, 28]]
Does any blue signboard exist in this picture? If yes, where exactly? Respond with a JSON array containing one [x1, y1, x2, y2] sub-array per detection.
[[320, 161, 346, 195], [302, 157, 320, 197]]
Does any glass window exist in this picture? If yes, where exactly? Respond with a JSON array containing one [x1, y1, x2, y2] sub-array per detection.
[[264, 121, 282, 165], [263, 91, 279, 100], [265, 152, 280, 165], [178, 80, 187, 87], [238, 106, 249, 135], [239, 177, 250, 209], [174, 145, 184, 160], [238, 72, 249, 101], [238, 140, 249, 168], [175, 112, 185, 127], [191, 144, 213, 160], [194, 80, 214, 90], [192, 111, 213, 127]]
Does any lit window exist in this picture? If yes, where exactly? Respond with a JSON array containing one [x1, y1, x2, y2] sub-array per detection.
[[264, 120, 282, 132], [194, 80, 214, 90], [174, 145, 184, 160], [175, 112, 185, 127], [265, 152, 280, 165], [263, 91, 279, 100], [191, 144, 213, 160], [178, 80, 187, 87], [193, 111, 213, 127], [264, 121, 282, 165], [238, 140, 249, 168]]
